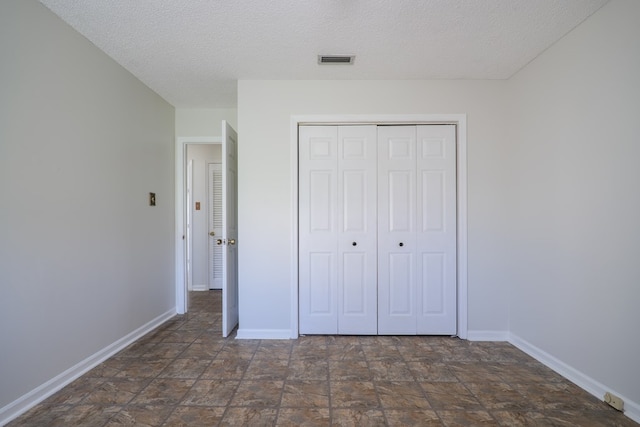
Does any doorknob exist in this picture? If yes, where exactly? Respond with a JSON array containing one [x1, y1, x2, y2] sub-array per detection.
[[209, 231, 215, 236], [216, 239, 223, 245], [228, 239, 236, 245]]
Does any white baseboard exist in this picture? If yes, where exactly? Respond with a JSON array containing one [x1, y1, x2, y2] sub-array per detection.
[[192, 283, 207, 291], [509, 333, 640, 424], [0, 309, 176, 426], [235, 329, 293, 340], [467, 330, 509, 341]]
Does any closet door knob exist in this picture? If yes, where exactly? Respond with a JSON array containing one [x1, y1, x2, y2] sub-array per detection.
[[352, 242, 357, 246], [399, 242, 404, 247]]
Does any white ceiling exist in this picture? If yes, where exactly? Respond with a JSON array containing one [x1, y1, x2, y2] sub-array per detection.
[[39, 0, 608, 108]]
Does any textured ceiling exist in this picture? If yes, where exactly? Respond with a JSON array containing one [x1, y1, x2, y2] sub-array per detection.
[[39, 0, 608, 108]]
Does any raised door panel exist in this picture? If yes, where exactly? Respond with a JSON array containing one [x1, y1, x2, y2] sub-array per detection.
[[377, 126, 417, 334], [299, 126, 338, 334], [337, 126, 377, 334], [416, 125, 457, 335]]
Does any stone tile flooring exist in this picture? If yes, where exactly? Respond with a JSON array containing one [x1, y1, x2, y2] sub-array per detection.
[[8, 291, 637, 426]]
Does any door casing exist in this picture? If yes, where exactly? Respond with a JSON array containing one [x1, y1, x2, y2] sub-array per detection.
[[290, 114, 468, 339]]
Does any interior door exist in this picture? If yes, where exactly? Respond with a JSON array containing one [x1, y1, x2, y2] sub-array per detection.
[[299, 125, 377, 335], [299, 123, 457, 336], [208, 163, 223, 290], [221, 121, 239, 337], [377, 125, 457, 335]]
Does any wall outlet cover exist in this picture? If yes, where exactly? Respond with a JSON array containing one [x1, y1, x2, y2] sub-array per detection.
[[604, 392, 624, 412]]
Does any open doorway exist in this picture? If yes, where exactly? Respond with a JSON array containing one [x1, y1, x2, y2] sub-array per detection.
[[176, 137, 220, 315], [185, 144, 222, 292], [175, 121, 239, 337]]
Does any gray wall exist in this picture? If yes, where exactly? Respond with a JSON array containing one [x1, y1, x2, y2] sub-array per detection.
[[506, 0, 640, 407], [237, 79, 511, 335], [0, 0, 175, 414]]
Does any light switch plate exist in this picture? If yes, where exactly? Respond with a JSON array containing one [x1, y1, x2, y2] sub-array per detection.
[[149, 193, 156, 206]]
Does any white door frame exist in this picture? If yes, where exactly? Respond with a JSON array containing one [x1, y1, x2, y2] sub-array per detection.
[[186, 159, 194, 292], [290, 114, 468, 339], [175, 136, 221, 314]]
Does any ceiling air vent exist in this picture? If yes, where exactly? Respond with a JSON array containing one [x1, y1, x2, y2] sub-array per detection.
[[318, 55, 355, 65]]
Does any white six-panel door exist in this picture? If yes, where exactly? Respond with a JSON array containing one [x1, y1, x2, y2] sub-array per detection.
[[300, 124, 456, 335], [299, 126, 377, 334]]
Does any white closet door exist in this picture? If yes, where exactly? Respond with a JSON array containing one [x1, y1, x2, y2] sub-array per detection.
[[377, 126, 418, 334], [337, 126, 377, 334], [301, 124, 457, 336], [416, 125, 457, 334], [299, 126, 339, 334], [378, 125, 457, 335], [299, 125, 377, 334]]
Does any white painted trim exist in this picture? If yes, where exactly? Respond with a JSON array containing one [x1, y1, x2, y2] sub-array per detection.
[[236, 329, 293, 340], [289, 118, 300, 339], [289, 114, 468, 339], [467, 330, 509, 341], [509, 333, 640, 424], [175, 136, 222, 314], [0, 309, 176, 426], [455, 118, 468, 340]]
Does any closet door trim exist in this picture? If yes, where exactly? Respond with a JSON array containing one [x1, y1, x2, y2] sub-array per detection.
[[291, 115, 468, 339]]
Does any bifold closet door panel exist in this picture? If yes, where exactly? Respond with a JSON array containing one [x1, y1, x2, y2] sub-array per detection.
[[299, 126, 339, 334], [377, 126, 418, 334], [377, 125, 458, 335], [299, 125, 377, 335], [337, 126, 378, 335], [416, 125, 457, 335]]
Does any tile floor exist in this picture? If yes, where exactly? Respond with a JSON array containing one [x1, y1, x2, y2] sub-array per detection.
[[9, 291, 637, 426]]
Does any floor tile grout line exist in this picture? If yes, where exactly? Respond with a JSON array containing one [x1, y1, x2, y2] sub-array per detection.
[[360, 338, 385, 417], [216, 336, 260, 424], [158, 331, 219, 426], [396, 338, 447, 425], [115, 298, 220, 425], [272, 339, 295, 424]]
